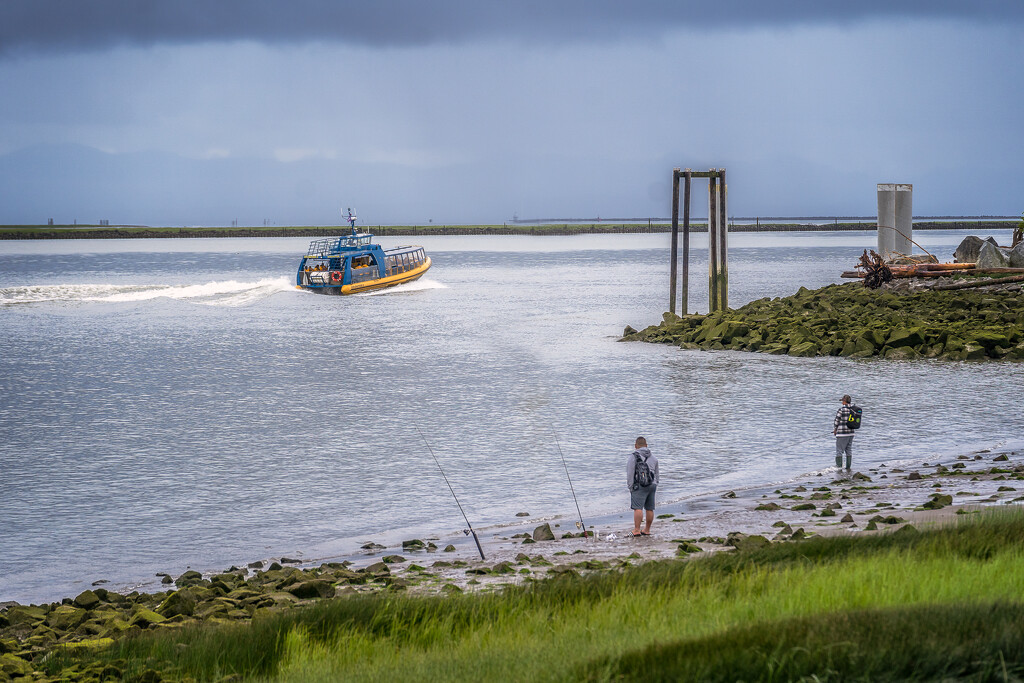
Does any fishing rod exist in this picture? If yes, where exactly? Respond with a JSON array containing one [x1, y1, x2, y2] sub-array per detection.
[[416, 426, 485, 561], [551, 427, 588, 538]]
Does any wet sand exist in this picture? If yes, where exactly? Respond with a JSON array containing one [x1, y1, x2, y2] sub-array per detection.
[[253, 446, 1024, 595]]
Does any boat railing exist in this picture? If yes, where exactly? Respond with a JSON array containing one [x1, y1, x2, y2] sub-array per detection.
[[307, 234, 373, 257]]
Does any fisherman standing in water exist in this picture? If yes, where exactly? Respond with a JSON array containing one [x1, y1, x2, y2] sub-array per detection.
[[833, 394, 856, 472], [627, 437, 659, 537]]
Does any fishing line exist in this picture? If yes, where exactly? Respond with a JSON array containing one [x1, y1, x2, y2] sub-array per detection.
[[760, 432, 834, 457], [551, 427, 588, 538], [416, 426, 486, 561]]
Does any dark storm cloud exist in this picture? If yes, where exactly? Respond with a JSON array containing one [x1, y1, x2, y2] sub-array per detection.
[[2, 0, 1022, 55]]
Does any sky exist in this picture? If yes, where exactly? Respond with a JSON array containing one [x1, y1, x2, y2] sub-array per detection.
[[0, 1, 1022, 226]]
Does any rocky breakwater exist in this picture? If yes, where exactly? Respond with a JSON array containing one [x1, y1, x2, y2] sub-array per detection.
[[622, 282, 1024, 361], [0, 559, 411, 681]]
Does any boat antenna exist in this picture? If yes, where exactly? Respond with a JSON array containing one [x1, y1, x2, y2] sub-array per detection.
[[416, 426, 486, 561], [551, 427, 588, 538]]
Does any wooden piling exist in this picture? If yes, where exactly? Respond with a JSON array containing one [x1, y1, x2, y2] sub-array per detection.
[[717, 168, 728, 310], [708, 171, 719, 312], [682, 169, 692, 315], [670, 168, 680, 314]]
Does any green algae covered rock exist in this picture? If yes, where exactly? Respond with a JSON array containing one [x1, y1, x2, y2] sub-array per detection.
[[623, 283, 1024, 362]]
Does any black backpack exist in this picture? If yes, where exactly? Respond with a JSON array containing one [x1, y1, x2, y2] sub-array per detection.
[[633, 452, 654, 489], [847, 405, 863, 430]]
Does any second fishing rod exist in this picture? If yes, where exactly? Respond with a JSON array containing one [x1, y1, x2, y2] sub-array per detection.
[[417, 426, 486, 561]]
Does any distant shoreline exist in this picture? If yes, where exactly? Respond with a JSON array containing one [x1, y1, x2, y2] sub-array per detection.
[[0, 220, 1016, 240]]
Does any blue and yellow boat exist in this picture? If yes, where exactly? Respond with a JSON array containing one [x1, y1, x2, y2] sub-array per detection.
[[296, 230, 431, 295]]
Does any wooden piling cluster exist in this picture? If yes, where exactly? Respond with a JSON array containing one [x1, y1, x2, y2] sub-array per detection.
[[669, 168, 728, 315]]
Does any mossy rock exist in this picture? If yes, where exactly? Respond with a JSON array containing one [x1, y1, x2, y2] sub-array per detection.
[[883, 345, 921, 360], [533, 523, 556, 541], [791, 503, 816, 511], [156, 589, 198, 618], [286, 580, 335, 600], [73, 589, 102, 610], [922, 494, 953, 510], [0, 653, 34, 677], [886, 327, 926, 348], [726, 533, 770, 551], [676, 542, 702, 555], [175, 570, 205, 588], [788, 341, 819, 357], [755, 502, 781, 511], [5, 604, 45, 627], [46, 605, 88, 632], [128, 609, 167, 629]]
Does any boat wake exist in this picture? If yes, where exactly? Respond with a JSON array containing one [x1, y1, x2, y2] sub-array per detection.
[[354, 278, 447, 297], [0, 277, 294, 308]]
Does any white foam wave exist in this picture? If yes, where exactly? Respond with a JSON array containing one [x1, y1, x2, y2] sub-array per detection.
[[354, 278, 447, 297], [0, 278, 294, 307]]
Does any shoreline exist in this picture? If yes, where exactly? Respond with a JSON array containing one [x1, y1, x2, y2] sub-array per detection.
[[4, 444, 1021, 609], [0, 220, 1016, 240], [2, 448, 1021, 681]]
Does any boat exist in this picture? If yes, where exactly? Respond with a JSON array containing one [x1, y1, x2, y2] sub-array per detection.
[[296, 229, 431, 295]]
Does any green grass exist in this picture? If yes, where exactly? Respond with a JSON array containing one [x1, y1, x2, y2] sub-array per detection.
[[47, 508, 1024, 681]]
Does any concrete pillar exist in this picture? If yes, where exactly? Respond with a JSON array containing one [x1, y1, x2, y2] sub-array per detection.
[[878, 183, 913, 259], [877, 184, 895, 258], [894, 184, 913, 256]]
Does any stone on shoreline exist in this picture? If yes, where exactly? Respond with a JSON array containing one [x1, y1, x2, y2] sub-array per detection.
[[922, 494, 953, 510], [1010, 242, 1024, 268], [726, 532, 770, 552], [73, 590, 101, 610], [976, 241, 1009, 269], [533, 523, 556, 541], [953, 236, 1000, 263]]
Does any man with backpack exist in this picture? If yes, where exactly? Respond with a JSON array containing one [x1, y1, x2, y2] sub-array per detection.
[[627, 436, 660, 536], [833, 395, 860, 472]]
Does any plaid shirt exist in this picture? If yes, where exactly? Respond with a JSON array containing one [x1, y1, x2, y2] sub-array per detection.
[[834, 404, 855, 436]]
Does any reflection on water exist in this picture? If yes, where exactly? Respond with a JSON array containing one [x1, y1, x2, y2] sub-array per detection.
[[0, 229, 1020, 603]]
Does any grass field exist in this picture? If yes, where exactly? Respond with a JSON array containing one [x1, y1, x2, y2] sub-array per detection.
[[43, 507, 1024, 682]]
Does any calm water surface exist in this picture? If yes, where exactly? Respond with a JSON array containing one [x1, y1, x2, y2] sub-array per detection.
[[1, 230, 1022, 603]]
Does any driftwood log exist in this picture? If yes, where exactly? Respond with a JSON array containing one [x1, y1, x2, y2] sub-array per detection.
[[932, 273, 1024, 291]]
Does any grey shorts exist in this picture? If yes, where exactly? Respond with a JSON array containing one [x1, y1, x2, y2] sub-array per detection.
[[630, 484, 657, 511]]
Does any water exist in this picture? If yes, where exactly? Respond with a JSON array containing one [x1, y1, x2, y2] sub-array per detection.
[[1, 230, 1021, 603]]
